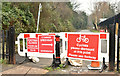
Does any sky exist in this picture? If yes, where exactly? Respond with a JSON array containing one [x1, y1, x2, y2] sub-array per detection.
[[70, 0, 120, 15]]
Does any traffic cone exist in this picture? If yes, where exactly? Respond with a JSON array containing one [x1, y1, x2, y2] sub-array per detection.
[[91, 61, 100, 67]]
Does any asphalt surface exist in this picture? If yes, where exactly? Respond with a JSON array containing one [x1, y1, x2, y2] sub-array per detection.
[[1, 53, 119, 75], [2, 54, 53, 72]]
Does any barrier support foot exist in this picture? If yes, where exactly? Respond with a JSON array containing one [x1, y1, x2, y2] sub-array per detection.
[[63, 58, 71, 68], [50, 54, 55, 67], [99, 57, 108, 73], [18, 53, 29, 64]]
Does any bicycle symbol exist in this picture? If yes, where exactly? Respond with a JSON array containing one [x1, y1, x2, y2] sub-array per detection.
[[76, 35, 89, 43]]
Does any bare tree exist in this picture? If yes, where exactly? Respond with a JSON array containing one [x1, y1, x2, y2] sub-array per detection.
[[117, 1, 120, 13], [89, 1, 115, 30], [70, 0, 81, 11]]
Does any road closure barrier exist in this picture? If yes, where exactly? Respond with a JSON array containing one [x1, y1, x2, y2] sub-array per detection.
[[65, 32, 109, 62], [16, 32, 109, 65], [17, 33, 66, 59]]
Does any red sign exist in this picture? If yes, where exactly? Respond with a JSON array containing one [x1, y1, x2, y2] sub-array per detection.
[[67, 34, 99, 60], [65, 33, 67, 38], [27, 38, 38, 52], [100, 30, 105, 32], [36, 34, 42, 38], [100, 34, 107, 39], [24, 34, 30, 38], [39, 35, 55, 53]]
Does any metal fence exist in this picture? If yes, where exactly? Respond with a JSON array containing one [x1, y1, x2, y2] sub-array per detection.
[[0, 26, 15, 64], [0, 30, 7, 60]]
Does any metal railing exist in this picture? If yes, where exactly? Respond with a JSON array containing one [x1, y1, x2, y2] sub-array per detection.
[[0, 26, 15, 64]]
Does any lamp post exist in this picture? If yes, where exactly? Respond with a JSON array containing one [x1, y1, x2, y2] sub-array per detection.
[[36, 3, 42, 33]]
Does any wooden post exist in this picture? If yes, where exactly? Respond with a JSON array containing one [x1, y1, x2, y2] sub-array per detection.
[[9, 26, 15, 64], [0, 29, 1, 59], [109, 24, 115, 71], [6, 30, 9, 59], [116, 23, 119, 71], [2, 30, 5, 60], [115, 23, 119, 35]]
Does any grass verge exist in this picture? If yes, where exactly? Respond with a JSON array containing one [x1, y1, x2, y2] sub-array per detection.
[[0, 59, 7, 64], [44, 64, 67, 71], [90, 30, 99, 32]]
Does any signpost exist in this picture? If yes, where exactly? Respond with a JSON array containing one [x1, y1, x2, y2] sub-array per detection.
[[67, 34, 99, 60]]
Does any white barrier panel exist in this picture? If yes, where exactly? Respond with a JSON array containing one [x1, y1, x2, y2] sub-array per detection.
[[17, 32, 109, 62], [65, 32, 109, 62], [17, 33, 66, 58]]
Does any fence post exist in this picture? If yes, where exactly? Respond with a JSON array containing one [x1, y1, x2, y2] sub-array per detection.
[[55, 35, 61, 67], [0, 29, 1, 59], [6, 30, 9, 59], [9, 26, 15, 64], [117, 23, 119, 71], [109, 24, 115, 71], [2, 30, 4, 60]]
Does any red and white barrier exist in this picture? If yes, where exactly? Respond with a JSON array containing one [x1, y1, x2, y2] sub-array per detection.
[[65, 32, 109, 62], [17, 33, 66, 58], [17, 32, 109, 62]]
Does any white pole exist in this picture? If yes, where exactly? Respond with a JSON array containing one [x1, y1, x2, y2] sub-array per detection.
[[36, 3, 42, 33]]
